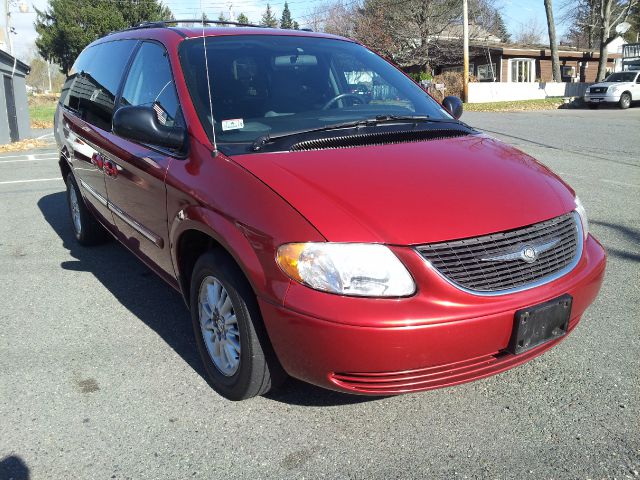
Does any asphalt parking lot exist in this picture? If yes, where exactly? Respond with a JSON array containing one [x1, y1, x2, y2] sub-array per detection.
[[1, 109, 639, 479]]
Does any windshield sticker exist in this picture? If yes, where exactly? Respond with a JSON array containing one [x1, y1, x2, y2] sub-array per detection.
[[222, 118, 244, 131]]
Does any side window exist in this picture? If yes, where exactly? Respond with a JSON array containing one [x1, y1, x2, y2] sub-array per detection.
[[61, 46, 98, 112], [120, 42, 181, 128], [63, 40, 137, 130]]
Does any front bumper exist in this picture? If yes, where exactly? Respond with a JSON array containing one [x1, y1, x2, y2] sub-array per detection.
[[584, 92, 621, 103], [259, 235, 606, 395]]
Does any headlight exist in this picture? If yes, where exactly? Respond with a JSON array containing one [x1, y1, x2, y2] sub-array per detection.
[[276, 243, 416, 297], [575, 196, 589, 239], [609, 85, 620, 93]]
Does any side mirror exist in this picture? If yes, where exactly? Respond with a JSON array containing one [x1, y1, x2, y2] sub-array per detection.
[[442, 96, 463, 119], [113, 105, 185, 150]]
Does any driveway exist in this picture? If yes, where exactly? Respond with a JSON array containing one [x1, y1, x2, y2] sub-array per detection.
[[1, 109, 638, 479]]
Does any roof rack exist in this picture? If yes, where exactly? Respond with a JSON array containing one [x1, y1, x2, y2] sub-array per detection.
[[120, 19, 266, 32]]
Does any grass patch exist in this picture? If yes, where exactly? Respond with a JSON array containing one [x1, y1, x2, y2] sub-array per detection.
[[28, 94, 58, 129], [464, 97, 564, 112]]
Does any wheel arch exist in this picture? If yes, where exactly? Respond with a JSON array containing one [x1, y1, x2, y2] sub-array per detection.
[[171, 207, 274, 309], [620, 91, 632, 106], [58, 149, 71, 180]]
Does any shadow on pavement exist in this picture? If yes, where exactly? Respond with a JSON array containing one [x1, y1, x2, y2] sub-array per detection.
[[0, 455, 30, 480], [38, 191, 379, 407], [591, 220, 640, 263]]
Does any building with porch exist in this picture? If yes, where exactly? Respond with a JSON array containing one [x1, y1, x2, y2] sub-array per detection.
[[438, 44, 619, 83]]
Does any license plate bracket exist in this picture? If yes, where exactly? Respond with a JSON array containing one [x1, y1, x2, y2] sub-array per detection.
[[508, 294, 572, 355]]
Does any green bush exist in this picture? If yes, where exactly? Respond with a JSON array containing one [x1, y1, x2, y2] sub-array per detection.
[[409, 71, 432, 82]]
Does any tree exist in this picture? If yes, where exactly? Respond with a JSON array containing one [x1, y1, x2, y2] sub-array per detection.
[[35, 0, 173, 74], [237, 13, 250, 25], [595, 0, 637, 80], [323, 1, 356, 37], [492, 10, 511, 42], [354, 0, 463, 70], [562, 0, 600, 49], [280, 2, 293, 29], [468, 0, 510, 42], [544, 0, 562, 81], [217, 11, 228, 25], [626, 2, 640, 41], [260, 4, 279, 27], [513, 17, 545, 44], [25, 48, 65, 93], [310, 0, 502, 71], [562, 0, 637, 79]]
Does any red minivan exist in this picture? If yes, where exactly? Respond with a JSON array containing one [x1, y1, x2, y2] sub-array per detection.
[[55, 22, 606, 400]]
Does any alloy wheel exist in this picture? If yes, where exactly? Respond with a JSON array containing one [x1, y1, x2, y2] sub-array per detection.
[[68, 182, 82, 236], [198, 276, 241, 376]]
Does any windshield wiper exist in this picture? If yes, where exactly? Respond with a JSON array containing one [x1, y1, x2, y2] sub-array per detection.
[[250, 115, 460, 151]]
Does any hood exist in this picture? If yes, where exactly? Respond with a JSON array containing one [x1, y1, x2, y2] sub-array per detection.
[[232, 134, 577, 245], [590, 81, 632, 89]]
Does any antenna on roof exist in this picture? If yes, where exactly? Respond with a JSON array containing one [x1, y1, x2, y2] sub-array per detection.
[[200, 10, 218, 156]]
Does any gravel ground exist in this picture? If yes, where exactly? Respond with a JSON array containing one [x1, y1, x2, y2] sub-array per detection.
[[0, 108, 638, 479]]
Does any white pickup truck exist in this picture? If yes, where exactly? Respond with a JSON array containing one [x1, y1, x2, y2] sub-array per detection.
[[583, 71, 640, 109]]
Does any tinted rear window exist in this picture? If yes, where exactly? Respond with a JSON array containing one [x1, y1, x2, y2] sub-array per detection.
[[62, 40, 137, 130]]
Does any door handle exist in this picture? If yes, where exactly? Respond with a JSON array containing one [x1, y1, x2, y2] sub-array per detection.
[[91, 153, 104, 170], [103, 159, 119, 178]]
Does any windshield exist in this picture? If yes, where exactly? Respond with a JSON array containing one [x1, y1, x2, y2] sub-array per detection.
[[604, 72, 638, 82], [179, 35, 452, 150]]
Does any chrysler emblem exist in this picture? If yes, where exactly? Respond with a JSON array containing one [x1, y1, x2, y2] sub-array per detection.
[[520, 246, 538, 263], [481, 238, 560, 264]]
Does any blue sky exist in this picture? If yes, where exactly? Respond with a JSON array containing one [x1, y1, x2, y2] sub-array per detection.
[[4, 0, 567, 61], [501, 0, 567, 40]]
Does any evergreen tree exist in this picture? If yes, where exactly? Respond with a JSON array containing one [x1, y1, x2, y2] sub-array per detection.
[[260, 4, 278, 28], [35, 0, 173, 73], [237, 12, 250, 25], [217, 11, 228, 25], [280, 2, 293, 29], [292, 20, 299, 30], [493, 10, 510, 43]]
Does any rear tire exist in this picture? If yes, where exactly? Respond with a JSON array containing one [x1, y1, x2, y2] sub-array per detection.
[[619, 92, 631, 109], [65, 174, 110, 246], [190, 251, 286, 400]]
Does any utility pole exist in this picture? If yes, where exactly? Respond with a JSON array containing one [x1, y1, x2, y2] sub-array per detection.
[[462, 0, 469, 102], [47, 59, 52, 92], [4, 0, 13, 55], [544, 0, 561, 82]]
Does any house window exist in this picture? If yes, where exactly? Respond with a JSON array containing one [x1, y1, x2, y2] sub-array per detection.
[[441, 64, 474, 74], [477, 63, 497, 81], [509, 58, 535, 82]]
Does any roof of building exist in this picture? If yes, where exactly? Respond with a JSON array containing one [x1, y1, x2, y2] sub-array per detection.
[[468, 43, 621, 59], [0, 49, 30, 74], [436, 23, 502, 44]]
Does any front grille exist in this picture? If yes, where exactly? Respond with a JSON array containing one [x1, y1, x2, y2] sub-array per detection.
[[416, 213, 581, 293], [590, 87, 607, 94]]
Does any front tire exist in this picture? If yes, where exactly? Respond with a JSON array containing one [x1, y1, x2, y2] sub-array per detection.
[[190, 251, 286, 400], [619, 92, 631, 109], [65, 174, 110, 246]]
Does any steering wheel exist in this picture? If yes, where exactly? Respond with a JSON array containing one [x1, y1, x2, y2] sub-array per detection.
[[322, 93, 366, 110]]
